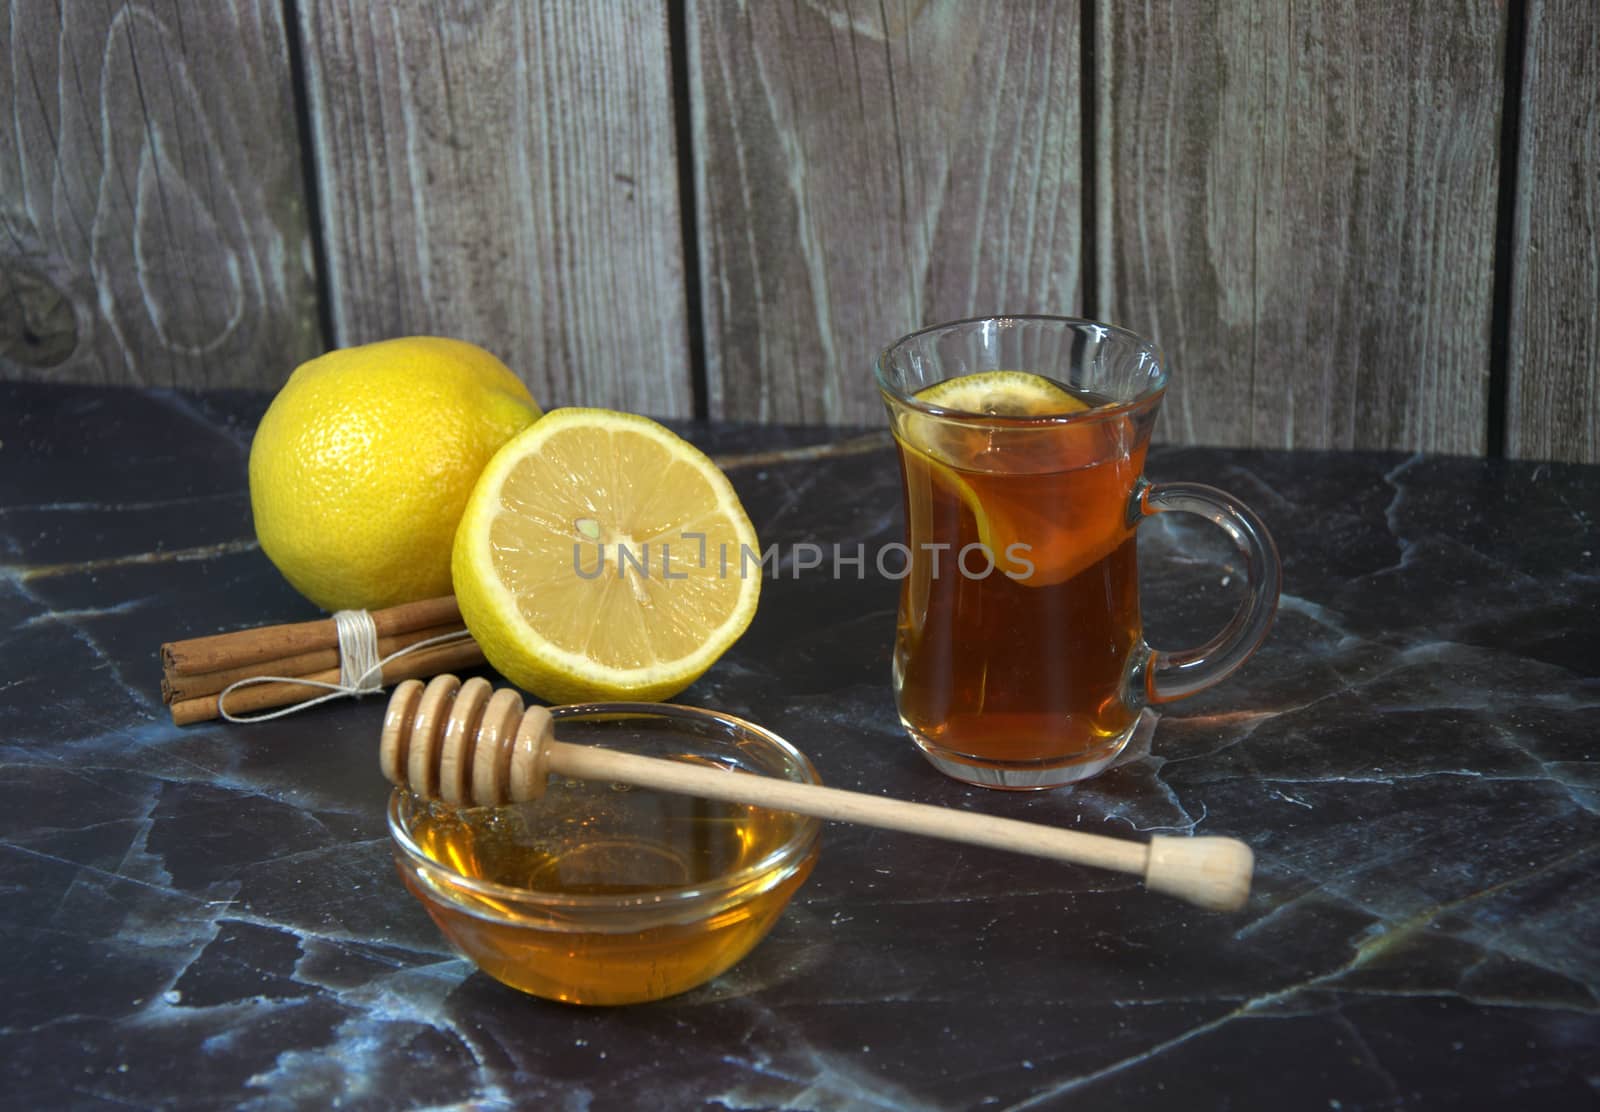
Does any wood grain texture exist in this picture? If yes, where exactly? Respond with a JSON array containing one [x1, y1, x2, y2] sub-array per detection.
[[1509, 0, 1599, 463], [1097, 1, 1504, 452], [0, 0, 320, 386], [298, 0, 690, 417], [692, 0, 1081, 423]]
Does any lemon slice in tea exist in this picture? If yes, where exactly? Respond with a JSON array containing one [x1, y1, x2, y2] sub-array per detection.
[[900, 372, 1134, 588], [452, 408, 761, 704], [914, 371, 1089, 416]]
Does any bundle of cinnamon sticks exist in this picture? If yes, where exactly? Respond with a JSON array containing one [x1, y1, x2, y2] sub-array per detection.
[[160, 595, 486, 725]]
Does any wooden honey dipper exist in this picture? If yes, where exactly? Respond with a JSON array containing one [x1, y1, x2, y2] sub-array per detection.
[[380, 675, 1254, 911]]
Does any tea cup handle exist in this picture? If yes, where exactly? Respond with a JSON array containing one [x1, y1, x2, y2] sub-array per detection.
[[1131, 479, 1282, 704]]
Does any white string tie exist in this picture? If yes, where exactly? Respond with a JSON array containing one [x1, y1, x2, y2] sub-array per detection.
[[217, 609, 474, 723], [335, 608, 383, 694]]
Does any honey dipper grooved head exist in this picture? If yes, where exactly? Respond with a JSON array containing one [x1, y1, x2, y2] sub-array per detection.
[[380, 674, 556, 806]]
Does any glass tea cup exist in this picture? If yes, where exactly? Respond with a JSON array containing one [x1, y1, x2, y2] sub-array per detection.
[[875, 316, 1281, 789]]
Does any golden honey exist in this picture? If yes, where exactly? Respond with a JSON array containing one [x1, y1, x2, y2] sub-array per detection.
[[392, 778, 817, 1006]]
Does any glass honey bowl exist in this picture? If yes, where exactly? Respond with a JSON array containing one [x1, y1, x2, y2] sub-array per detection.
[[387, 703, 822, 1006]]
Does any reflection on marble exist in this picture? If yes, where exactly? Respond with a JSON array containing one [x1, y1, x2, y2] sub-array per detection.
[[2, 381, 1597, 1109]]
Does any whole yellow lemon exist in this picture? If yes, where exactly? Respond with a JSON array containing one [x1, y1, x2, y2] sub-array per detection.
[[249, 336, 541, 611]]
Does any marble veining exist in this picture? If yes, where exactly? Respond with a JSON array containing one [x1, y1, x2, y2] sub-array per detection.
[[1, 381, 1597, 1109]]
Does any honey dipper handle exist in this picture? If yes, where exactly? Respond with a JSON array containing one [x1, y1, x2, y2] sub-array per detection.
[[544, 741, 1252, 911]]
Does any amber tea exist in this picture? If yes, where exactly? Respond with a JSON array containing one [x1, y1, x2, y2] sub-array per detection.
[[893, 388, 1154, 782]]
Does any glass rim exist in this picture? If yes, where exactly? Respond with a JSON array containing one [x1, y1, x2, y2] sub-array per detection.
[[387, 701, 822, 916], [873, 314, 1169, 422]]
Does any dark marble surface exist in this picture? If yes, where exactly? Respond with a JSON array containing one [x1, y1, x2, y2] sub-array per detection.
[[2, 380, 1597, 1110]]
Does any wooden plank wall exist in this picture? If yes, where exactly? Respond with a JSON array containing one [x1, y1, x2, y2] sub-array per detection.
[[691, 0, 1082, 425], [0, 0, 319, 386], [2, 1, 1597, 462], [1096, 1, 1505, 455], [1508, 0, 1599, 462], [297, 0, 691, 416]]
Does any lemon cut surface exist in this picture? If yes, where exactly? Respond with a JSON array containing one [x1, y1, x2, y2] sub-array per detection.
[[452, 409, 761, 704]]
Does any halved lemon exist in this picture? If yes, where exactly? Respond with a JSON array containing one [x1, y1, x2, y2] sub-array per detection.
[[452, 408, 761, 704], [914, 371, 1089, 417]]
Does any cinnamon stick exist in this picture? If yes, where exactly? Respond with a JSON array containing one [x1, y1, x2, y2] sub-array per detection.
[[162, 596, 462, 675], [161, 623, 469, 704], [169, 637, 487, 726]]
